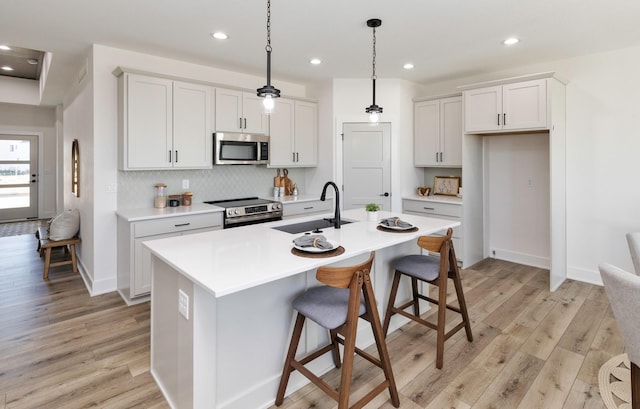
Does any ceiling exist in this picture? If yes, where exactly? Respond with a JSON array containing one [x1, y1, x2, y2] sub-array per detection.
[[1, 0, 640, 106]]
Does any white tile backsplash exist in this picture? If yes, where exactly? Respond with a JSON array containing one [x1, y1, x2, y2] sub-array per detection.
[[118, 166, 306, 209]]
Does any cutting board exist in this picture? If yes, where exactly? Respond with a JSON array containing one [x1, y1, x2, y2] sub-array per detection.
[[282, 169, 295, 195]]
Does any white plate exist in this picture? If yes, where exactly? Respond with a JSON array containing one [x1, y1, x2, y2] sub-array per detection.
[[293, 239, 339, 253], [378, 222, 415, 231]]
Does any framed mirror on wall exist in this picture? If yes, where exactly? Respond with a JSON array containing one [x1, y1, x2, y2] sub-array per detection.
[[71, 139, 79, 197]]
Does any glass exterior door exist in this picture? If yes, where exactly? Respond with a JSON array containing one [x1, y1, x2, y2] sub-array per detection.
[[0, 135, 38, 221]]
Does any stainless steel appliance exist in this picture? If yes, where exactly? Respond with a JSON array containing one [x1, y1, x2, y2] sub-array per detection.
[[214, 132, 269, 165], [204, 197, 282, 228]]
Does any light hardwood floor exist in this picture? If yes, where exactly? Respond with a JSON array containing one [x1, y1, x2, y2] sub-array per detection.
[[1, 234, 621, 408]]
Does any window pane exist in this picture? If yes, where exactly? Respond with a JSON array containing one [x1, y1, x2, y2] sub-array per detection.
[[0, 164, 30, 185], [0, 186, 29, 209], [0, 140, 30, 161]]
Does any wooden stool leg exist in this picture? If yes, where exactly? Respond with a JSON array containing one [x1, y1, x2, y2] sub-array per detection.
[[337, 314, 358, 409], [382, 271, 401, 335], [632, 361, 640, 409], [43, 248, 52, 280], [329, 329, 342, 368], [275, 313, 305, 406], [69, 244, 78, 273], [435, 273, 448, 369], [411, 277, 420, 316], [450, 250, 473, 342], [364, 276, 400, 407]]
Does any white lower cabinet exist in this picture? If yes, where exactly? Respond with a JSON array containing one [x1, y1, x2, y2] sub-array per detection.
[[282, 198, 333, 219], [117, 212, 223, 304], [403, 198, 464, 263]]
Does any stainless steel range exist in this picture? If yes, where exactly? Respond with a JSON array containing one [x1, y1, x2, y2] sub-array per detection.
[[204, 197, 283, 228]]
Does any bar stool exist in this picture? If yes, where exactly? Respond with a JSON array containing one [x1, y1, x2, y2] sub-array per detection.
[[275, 251, 400, 409], [382, 228, 473, 369]]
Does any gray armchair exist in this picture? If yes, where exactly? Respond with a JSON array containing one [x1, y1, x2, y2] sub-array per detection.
[[626, 232, 640, 274], [599, 262, 640, 409]]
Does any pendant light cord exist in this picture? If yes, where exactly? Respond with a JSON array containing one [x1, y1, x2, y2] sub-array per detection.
[[371, 25, 376, 80], [266, 0, 272, 53]]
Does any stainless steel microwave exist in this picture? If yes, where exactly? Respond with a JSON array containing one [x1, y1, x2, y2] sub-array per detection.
[[214, 132, 269, 165]]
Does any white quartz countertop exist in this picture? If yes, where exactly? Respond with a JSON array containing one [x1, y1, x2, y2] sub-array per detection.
[[270, 194, 325, 203], [116, 203, 224, 222], [403, 194, 463, 205], [144, 208, 459, 298]]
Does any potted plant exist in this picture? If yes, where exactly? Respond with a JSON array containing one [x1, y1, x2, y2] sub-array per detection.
[[365, 203, 380, 222]]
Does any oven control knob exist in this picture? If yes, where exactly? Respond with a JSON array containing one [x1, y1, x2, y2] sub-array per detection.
[[273, 203, 281, 210]]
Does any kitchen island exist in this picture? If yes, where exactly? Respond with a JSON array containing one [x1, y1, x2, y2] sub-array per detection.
[[144, 208, 459, 409]]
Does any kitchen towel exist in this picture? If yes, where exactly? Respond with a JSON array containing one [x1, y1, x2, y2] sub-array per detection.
[[380, 217, 413, 228], [293, 235, 333, 249]]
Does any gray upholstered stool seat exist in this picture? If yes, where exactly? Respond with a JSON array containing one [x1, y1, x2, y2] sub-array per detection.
[[392, 254, 440, 282], [293, 286, 366, 330]]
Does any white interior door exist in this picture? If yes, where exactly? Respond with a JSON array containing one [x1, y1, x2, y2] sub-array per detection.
[[0, 134, 38, 221], [342, 123, 391, 210]]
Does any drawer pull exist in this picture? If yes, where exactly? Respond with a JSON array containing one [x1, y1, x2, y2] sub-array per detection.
[[423, 207, 435, 210], [174, 223, 191, 227], [304, 206, 314, 210]]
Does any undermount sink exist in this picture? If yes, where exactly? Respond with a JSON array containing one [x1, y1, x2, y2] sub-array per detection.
[[272, 218, 355, 234]]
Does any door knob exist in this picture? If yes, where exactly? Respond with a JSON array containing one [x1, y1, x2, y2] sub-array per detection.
[[380, 192, 389, 197]]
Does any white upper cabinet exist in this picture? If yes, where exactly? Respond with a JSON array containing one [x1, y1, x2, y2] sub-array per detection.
[[117, 72, 213, 170], [215, 88, 268, 135], [173, 81, 213, 168], [269, 99, 317, 167], [414, 95, 462, 167], [464, 78, 547, 133]]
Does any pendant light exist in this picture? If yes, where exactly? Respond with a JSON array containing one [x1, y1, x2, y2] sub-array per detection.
[[256, 0, 280, 115], [365, 18, 383, 124]]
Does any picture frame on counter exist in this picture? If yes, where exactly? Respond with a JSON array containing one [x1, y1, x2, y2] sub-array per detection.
[[433, 176, 460, 196]]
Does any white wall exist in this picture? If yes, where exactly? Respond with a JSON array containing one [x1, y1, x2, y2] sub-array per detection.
[[0, 102, 57, 218], [419, 45, 640, 284], [0, 76, 40, 105], [332, 78, 426, 211], [484, 133, 550, 268], [62, 53, 95, 291]]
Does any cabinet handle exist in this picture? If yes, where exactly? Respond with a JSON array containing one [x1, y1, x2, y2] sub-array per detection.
[[439, 152, 443, 162], [169, 150, 172, 163], [296, 152, 299, 162], [292, 152, 296, 162], [304, 206, 314, 210], [503, 113, 506, 125], [497, 113, 500, 126], [239, 118, 243, 129], [175, 150, 178, 163], [423, 207, 435, 210], [435, 152, 439, 162], [244, 118, 247, 129], [174, 223, 191, 227]]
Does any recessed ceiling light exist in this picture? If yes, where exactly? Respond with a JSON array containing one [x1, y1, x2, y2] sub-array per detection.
[[309, 58, 322, 65], [403, 63, 414, 70], [2, 66, 14, 71], [26, 58, 38, 65], [211, 32, 228, 40], [503, 37, 519, 45], [0, 45, 10, 51]]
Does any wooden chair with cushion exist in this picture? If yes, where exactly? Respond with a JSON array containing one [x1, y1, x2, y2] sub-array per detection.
[[599, 263, 640, 409], [382, 227, 473, 369], [626, 232, 640, 274], [275, 251, 400, 409]]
